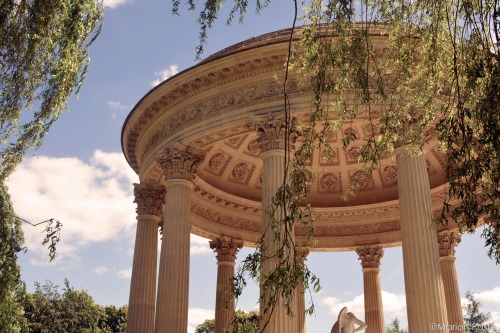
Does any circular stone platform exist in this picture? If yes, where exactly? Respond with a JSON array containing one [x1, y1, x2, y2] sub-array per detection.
[[122, 26, 455, 251]]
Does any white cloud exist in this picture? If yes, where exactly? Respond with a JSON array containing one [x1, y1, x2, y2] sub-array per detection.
[[475, 286, 500, 305], [191, 234, 213, 255], [188, 308, 214, 333], [93, 266, 109, 275], [103, 0, 132, 9], [117, 268, 132, 279], [7, 150, 139, 265], [490, 311, 500, 329], [106, 100, 128, 118], [150, 65, 179, 87]]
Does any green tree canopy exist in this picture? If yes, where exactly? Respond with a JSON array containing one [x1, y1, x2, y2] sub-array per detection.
[[386, 318, 408, 333], [0, 1, 102, 330], [463, 290, 497, 333], [195, 310, 260, 333], [21, 280, 127, 333]]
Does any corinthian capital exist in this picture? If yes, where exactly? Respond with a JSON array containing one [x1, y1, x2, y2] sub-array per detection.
[[133, 183, 165, 217], [157, 143, 205, 181], [437, 231, 461, 258], [210, 237, 243, 263], [356, 245, 384, 269], [254, 113, 299, 152]]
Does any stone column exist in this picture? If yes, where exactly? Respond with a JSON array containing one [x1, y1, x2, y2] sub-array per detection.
[[154, 143, 204, 333], [356, 245, 385, 333], [296, 247, 309, 333], [210, 237, 243, 333], [396, 147, 448, 332], [127, 184, 165, 333], [255, 113, 298, 333], [438, 231, 464, 332]]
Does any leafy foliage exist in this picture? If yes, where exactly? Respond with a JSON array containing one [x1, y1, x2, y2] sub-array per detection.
[[463, 290, 497, 333], [195, 310, 260, 333], [0, 1, 103, 330], [386, 318, 408, 333], [21, 280, 128, 333], [0, 184, 25, 332]]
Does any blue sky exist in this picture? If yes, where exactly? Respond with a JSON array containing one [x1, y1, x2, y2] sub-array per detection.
[[6, 0, 499, 332]]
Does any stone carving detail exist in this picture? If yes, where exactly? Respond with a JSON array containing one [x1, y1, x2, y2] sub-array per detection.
[[224, 134, 248, 150], [319, 148, 340, 166], [210, 237, 243, 263], [331, 307, 367, 333], [190, 124, 254, 148], [254, 113, 299, 152], [319, 173, 342, 194], [350, 170, 375, 191], [343, 127, 358, 140], [133, 183, 165, 217], [142, 79, 308, 161], [156, 143, 205, 181], [381, 165, 398, 187], [356, 245, 384, 269], [245, 138, 262, 157], [255, 171, 263, 189], [345, 146, 361, 164], [437, 231, 461, 258], [229, 162, 255, 185], [362, 123, 379, 137], [192, 203, 260, 232], [312, 220, 399, 237], [206, 150, 232, 176]]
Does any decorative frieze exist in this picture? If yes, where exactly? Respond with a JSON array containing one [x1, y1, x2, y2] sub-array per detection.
[[133, 183, 165, 217], [254, 113, 299, 152], [356, 245, 384, 269], [157, 143, 205, 181], [437, 231, 461, 258], [210, 237, 243, 263]]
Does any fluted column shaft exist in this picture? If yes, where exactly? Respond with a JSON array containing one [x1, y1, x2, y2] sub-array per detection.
[[396, 148, 448, 333], [256, 114, 298, 333], [356, 246, 385, 333], [210, 238, 243, 333], [438, 232, 464, 332], [128, 184, 165, 333], [155, 143, 205, 333]]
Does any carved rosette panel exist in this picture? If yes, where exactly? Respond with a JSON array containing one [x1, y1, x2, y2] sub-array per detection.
[[209, 237, 243, 263], [229, 162, 256, 185], [381, 165, 398, 188], [254, 113, 299, 152], [345, 146, 361, 164], [356, 245, 384, 269], [244, 138, 262, 157], [206, 150, 232, 176], [319, 147, 340, 166], [350, 170, 375, 192], [437, 231, 461, 258], [318, 172, 342, 194], [224, 134, 248, 150], [133, 183, 165, 217], [157, 143, 205, 181]]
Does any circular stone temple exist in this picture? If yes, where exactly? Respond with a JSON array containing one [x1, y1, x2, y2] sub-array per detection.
[[122, 26, 463, 333]]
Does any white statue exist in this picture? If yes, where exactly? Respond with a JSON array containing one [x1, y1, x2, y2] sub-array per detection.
[[331, 307, 368, 333]]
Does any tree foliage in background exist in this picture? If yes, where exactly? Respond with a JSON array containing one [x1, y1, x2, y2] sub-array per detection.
[[0, 0, 103, 331], [177, 1, 500, 325], [195, 310, 260, 333], [386, 318, 408, 333], [463, 290, 497, 332], [21, 279, 128, 333]]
